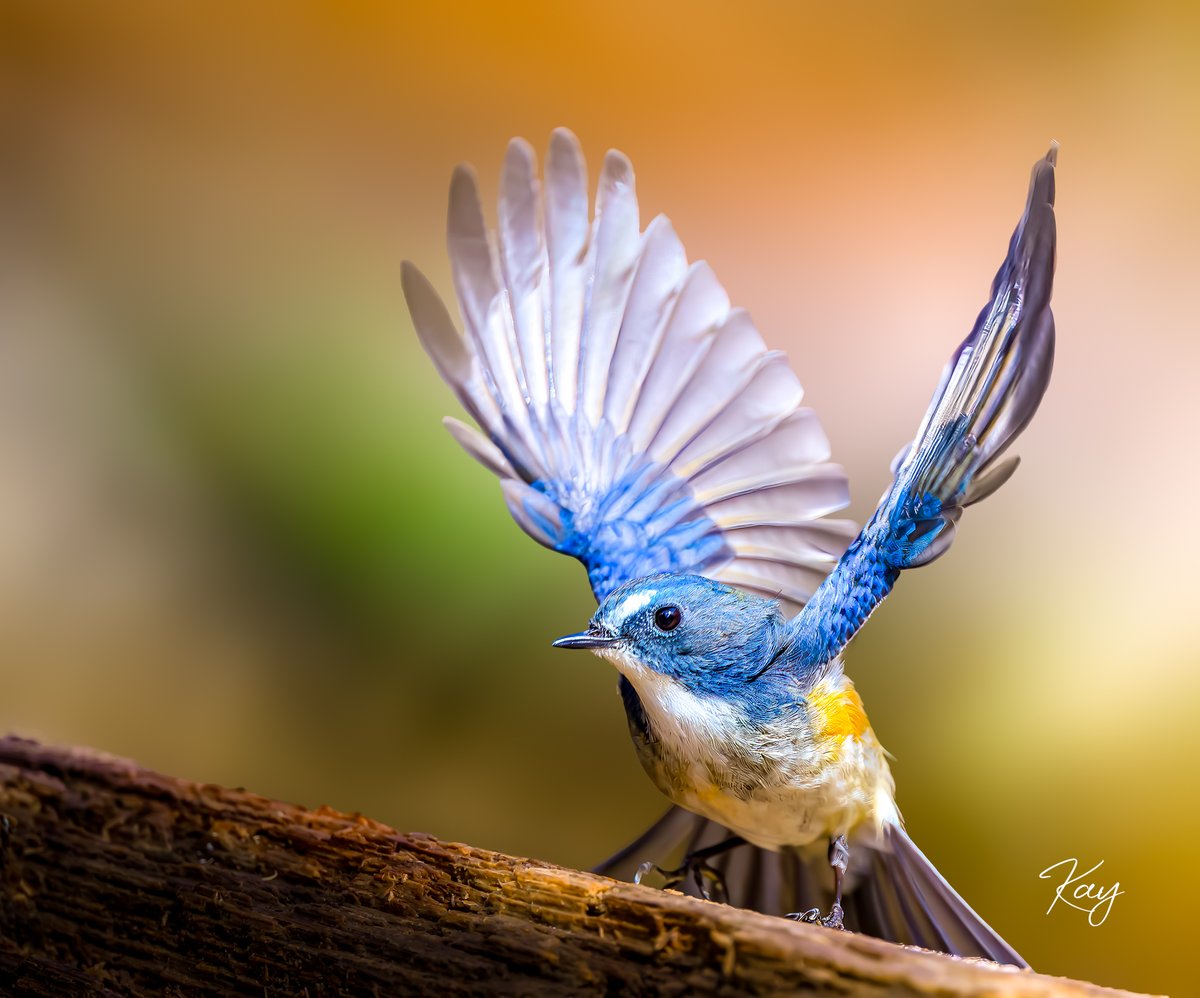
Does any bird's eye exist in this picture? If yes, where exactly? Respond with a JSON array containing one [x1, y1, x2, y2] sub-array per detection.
[[653, 605, 682, 632]]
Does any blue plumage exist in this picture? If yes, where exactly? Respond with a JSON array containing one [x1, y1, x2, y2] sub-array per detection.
[[534, 467, 733, 599], [790, 536, 900, 670], [406, 130, 1058, 968]]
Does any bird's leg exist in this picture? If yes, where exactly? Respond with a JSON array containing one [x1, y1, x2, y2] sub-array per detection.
[[788, 834, 849, 929], [824, 834, 849, 928], [634, 835, 745, 903]]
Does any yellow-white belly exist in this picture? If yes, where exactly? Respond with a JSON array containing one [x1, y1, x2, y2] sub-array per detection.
[[661, 730, 896, 850], [620, 664, 899, 851]]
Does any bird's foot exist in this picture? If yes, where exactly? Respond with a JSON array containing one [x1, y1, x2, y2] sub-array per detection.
[[635, 855, 730, 903], [787, 902, 844, 930]]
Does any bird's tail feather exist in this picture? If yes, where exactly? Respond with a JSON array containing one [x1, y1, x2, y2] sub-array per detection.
[[855, 823, 1026, 966], [595, 808, 1025, 967]]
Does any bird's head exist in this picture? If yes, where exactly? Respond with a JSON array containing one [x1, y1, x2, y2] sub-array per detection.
[[553, 573, 790, 698]]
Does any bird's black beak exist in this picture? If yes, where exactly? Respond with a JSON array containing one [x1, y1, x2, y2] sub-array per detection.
[[552, 627, 617, 650]]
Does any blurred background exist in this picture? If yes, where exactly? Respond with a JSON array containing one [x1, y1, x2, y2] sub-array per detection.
[[1, 2, 1197, 991]]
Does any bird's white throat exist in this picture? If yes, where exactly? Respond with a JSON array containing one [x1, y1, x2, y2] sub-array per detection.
[[599, 644, 746, 754]]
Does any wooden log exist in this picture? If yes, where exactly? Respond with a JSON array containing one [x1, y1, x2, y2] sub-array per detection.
[[0, 737, 1151, 997]]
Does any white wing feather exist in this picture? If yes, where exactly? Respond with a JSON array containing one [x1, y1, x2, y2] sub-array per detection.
[[406, 129, 855, 609]]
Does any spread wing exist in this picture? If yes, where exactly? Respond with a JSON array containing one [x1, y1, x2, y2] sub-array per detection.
[[790, 145, 1058, 666], [403, 128, 855, 609]]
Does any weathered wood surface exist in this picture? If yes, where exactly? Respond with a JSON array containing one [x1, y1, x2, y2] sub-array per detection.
[[0, 737, 1151, 996]]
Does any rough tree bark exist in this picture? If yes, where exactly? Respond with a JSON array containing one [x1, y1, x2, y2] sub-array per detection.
[[0, 737, 1151, 997]]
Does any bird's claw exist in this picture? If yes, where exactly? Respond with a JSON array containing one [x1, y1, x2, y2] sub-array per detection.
[[787, 907, 822, 923], [634, 861, 680, 889], [634, 856, 729, 903], [787, 902, 845, 930]]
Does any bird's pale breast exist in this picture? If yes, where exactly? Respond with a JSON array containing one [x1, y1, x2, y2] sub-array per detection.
[[623, 666, 898, 851]]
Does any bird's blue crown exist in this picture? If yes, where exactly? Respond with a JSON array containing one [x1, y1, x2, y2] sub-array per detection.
[[591, 574, 800, 702]]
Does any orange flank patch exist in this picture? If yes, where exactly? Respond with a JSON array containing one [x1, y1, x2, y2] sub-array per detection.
[[806, 682, 870, 741]]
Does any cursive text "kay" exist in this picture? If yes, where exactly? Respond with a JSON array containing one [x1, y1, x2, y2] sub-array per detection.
[[1039, 857, 1124, 926]]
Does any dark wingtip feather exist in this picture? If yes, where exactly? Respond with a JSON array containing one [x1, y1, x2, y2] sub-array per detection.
[[979, 147, 1057, 464], [449, 161, 478, 197], [448, 163, 484, 231], [1022, 147, 1057, 252], [945, 144, 1058, 478]]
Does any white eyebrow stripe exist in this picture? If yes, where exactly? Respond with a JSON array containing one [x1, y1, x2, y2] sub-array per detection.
[[613, 589, 655, 624]]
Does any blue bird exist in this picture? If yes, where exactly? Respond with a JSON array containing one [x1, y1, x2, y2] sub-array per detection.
[[404, 130, 1056, 967]]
